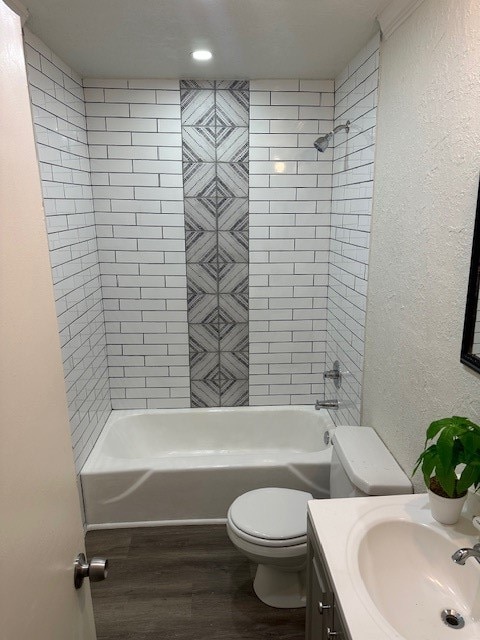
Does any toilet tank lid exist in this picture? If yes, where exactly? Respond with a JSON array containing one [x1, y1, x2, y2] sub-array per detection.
[[332, 426, 412, 495]]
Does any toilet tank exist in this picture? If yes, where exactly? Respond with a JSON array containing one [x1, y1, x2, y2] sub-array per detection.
[[330, 426, 412, 498]]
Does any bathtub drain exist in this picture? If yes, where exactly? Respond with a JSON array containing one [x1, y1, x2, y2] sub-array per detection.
[[441, 609, 465, 629]]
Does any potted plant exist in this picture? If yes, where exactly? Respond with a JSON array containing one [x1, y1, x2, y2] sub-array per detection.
[[413, 416, 480, 524]]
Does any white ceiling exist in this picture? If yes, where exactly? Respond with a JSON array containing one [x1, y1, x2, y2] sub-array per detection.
[[23, 0, 390, 79]]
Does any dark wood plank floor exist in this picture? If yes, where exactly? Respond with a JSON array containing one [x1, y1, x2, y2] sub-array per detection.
[[86, 525, 305, 640]]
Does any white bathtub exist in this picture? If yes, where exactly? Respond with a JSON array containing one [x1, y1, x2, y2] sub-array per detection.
[[81, 405, 333, 528]]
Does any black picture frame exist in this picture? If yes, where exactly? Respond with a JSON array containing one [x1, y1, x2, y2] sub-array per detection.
[[461, 178, 480, 375]]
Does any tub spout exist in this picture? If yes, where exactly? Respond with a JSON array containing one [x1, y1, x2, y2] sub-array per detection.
[[315, 399, 339, 410]]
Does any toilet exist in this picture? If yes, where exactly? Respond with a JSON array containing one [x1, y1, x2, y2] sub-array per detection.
[[226, 426, 412, 608]]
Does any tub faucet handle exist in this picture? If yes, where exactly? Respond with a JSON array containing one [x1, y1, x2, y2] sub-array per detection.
[[323, 360, 342, 389]]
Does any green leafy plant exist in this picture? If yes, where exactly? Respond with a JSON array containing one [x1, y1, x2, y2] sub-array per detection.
[[413, 416, 480, 498]]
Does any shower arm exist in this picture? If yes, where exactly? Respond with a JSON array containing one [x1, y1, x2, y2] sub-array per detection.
[[332, 121, 350, 134], [313, 120, 351, 152]]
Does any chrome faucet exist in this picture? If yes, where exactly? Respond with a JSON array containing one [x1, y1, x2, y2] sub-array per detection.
[[451, 543, 480, 565], [315, 399, 339, 410], [323, 360, 342, 389]]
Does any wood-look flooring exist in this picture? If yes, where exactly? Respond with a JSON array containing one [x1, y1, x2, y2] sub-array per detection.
[[86, 525, 305, 640]]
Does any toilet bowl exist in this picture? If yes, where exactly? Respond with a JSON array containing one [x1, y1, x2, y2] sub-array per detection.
[[226, 487, 312, 608], [226, 426, 413, 609]]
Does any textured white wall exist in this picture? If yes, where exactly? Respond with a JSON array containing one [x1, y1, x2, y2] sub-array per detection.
[[363, 0, 480, 491]]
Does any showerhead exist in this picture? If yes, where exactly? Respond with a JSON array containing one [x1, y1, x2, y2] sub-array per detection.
[[314, 133, 332, 153], [313, 120, 350, 152]]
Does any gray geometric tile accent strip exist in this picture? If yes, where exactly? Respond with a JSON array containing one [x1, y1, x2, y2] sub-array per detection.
[[219, 294, 249, 323], [219, 323, 249, 351], [180, 89, 215, 126], [186, 263, 218, 293], [191, 380, 221, 408], [184, 199, 216, 231], [216, 163, 249, 197], [183, 163, 216, 197], [189, 323, 220, 352], [218, 263, 249, 293], [215, 80, 249, 91], [180, 80, 215, 89], [190, 351, 220, 380], [220, 379, 249, 407], [218, 231, 248, 263], [185, 231, 217, 263], [216, 128, 248, 163], [220, 351, 249, 379], [216, 91, 249, 126], [217, 199, 249, 230], [181, 80, 249, 408], [183, 127, 216, 162], [187, 294, 218, 323]]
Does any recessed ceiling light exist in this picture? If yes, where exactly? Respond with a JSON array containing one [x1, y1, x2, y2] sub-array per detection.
[[192, 49, 212, 61]]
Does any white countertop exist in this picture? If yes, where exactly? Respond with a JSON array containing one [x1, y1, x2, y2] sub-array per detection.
[[308, 493, 480, 640]]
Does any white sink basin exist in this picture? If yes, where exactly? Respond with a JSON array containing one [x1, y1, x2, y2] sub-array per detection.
[[358, 519, 480, 638], [308, 494, 480, 640]]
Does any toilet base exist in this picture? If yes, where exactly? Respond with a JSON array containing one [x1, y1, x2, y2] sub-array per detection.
[[253, 563, 306, 608]]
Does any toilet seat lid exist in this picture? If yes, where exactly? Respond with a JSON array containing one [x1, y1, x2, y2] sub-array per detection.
[[228, 488, 312, 541]]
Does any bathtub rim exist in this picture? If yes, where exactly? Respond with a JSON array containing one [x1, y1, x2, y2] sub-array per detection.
[[81, 404, 335, 474]]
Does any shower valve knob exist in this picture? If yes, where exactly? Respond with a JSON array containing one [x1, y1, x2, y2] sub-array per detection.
[[323, 360, 342, 389], [74, 552, 108, 589]]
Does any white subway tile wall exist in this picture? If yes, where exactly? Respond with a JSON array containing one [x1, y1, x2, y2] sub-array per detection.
[[83, 78, 191, 409], [24, 30, 110, 471], [248, 80, 334, 405], [326, 34, 380, 424]]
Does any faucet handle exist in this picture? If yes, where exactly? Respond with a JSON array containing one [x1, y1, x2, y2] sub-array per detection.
[[323, 360, 342, 389], [472, 515, 480, 533]]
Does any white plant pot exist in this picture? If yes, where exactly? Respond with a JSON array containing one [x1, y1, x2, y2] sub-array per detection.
[[428, 489, 467, 525]]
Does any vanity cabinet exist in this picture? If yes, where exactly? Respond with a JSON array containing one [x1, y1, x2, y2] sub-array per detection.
[[306, 516, 350, 640]]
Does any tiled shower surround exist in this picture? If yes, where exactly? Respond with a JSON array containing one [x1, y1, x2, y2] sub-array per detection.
[[248, 80, 334, 405], [83, 76, 339, 410], [25, 29, 378, 463], [24, 30, 110, 472], [83, 78, 191, 410], [325, 34, 380, 425], [180, 81, 250, 407]]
